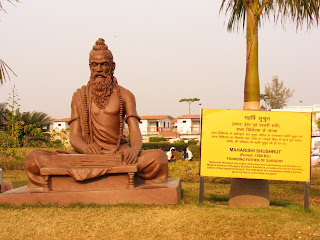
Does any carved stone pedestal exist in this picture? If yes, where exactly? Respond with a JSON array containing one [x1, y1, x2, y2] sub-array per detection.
[[0, 178, 181, 205]]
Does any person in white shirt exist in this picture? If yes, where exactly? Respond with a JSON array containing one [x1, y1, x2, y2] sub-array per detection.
[[166, 147, 176, 162]]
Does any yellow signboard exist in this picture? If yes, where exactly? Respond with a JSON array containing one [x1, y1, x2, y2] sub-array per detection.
[[200, 109, 311, 182]]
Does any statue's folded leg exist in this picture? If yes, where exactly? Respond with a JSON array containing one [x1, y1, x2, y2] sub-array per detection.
[[25, 150, 57, 188], [136, 149, 168, 184], [25, 148, 168, 188]]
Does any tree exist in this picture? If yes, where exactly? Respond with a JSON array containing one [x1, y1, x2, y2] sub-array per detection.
[[220, 1, 319, 207], [0, 59, 16, 86], [0, 102, 9, 130], [316, 118, 320, 131], [4, 84, 22, 147], [21, 111, 51, 129], [264, 76, 294, 109], [179, 98, 200, 115], [0, 85, 54, 148], [0, 0, 19, 85], [259, 93, 269, 110], [20, 111, 52, 146], [220, 0, 319, 109]]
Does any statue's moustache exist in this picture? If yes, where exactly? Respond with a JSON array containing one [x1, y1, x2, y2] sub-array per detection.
[[90, 74, 112, 92], [94, 73, 108, 78]]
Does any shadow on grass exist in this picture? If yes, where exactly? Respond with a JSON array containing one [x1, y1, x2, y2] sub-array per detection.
[[270, 199, 294, 207], [208, 194, 229, 205], [0, 201, 160, 209], [207, 193, 302, 209]]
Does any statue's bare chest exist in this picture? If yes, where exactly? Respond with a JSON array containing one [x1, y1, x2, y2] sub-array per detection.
[[91, 92, 120, 119]]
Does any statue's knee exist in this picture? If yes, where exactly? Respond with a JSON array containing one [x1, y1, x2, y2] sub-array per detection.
[[139, 149, 168, 170], [26, 150, 38, 161], [25, 150, 39, 171], [152, 150, 168, 167], [159, 150, 168, 162]]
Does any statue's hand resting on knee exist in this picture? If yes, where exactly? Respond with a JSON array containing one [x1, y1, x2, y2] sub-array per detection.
[[123, 147, 140, 164]]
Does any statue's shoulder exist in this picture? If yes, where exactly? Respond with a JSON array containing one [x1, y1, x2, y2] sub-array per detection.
[[118, 85, 135, 101], [72, 85, 88, 98]]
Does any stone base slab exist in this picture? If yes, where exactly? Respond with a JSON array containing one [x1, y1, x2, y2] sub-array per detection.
[[229, 178, 270, 207], [0, 178, 181, 205], [50, 174, 130, 191]]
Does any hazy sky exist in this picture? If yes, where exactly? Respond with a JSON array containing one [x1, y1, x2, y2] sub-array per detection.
[[0, 0, 319, 119]]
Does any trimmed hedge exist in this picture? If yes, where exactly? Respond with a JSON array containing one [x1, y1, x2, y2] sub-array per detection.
[[188, 140, 199, 145], [188, 144, 200, 160], [142, 142, 188, 152], [149, 137, 168, 142]]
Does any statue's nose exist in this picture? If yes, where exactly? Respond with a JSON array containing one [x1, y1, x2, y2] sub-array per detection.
[[97, 64, 102, 72]]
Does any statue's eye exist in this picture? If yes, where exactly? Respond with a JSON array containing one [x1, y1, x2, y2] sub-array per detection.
[[102, 62, 109, 67], [91, 63, 98, 67]]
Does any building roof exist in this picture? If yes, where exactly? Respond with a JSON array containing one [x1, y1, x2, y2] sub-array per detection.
[[177, 115, 200, 119], [140, 115, 174, 120], [53, 118, 71, 122], [172, 118, 177, 123]]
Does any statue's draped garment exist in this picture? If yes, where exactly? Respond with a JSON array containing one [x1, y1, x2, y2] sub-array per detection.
[[25, 85, 168, 188], [71, 85, 126, 151]]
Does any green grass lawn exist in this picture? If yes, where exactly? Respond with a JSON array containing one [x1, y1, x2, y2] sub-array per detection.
[[1, 167, 320, 239]]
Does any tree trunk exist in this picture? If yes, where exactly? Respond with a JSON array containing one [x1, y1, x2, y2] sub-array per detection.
[[229, 2, 270, 207], [243, 3, 260, 110]]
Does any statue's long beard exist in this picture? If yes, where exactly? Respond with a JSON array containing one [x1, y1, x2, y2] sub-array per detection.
[[89, 74, 114, 109]]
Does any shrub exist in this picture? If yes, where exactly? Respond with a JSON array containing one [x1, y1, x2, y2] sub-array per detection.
[[168, 160, 231, 183], [168, 160, 200, 182], [149, 137, 168, 142], [188, 140, 199, 145], [48, 139, 65, 149], [142, 142, 188, 152], [188, 144, 200, 161], [0, 148, 26, 170]]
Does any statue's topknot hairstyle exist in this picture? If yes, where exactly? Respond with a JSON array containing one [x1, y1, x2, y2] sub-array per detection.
[[89, 38, 113, 61]]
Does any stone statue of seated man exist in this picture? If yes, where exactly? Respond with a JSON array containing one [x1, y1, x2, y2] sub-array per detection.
[[25, 38, 168, 189]]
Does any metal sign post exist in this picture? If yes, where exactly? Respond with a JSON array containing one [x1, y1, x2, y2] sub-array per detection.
[[304, 182, 310, 210], [0, 168, 3, 193], [199, 176, 204, 204]]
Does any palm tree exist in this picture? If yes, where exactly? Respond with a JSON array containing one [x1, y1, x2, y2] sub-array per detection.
[[220, 0, 319, 207], [0, 59, 16, 85], [0, 0, 19, 85], [179, 98, 200, 115], [220, 0, 319, 109], [21, 111, 51, 129]]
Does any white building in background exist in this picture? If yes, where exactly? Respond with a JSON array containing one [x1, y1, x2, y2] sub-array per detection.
[[271, 104, 320, 135], [52, 118, 71, 131], [139, 115, 174, 134], [177, 115, 201, 139], [134, 115, 174, 141]]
